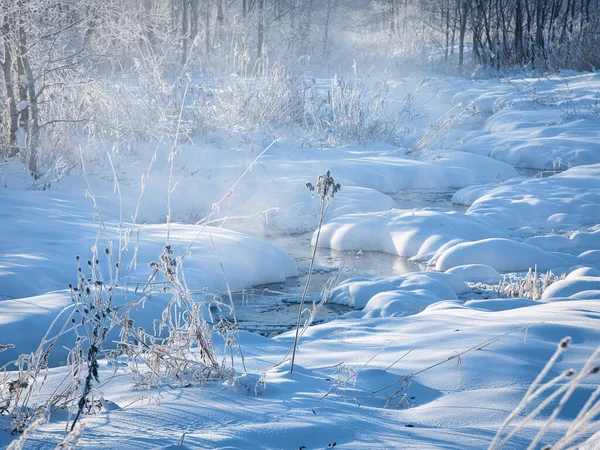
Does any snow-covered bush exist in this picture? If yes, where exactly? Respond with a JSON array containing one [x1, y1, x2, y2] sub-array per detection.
[[493, 268, 566, 301], [305, 66, 413, 146], [207, 58, 305, 135], [206, 59, 414, 147]]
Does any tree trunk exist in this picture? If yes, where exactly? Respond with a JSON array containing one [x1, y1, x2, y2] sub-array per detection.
[[515, 0, 524, 64], [205, 1, 211, 54], [257, 0, 264, 59], [323, 0, 333, 57], [458, 0, 469, 67], [181, 0, 189, 67], [17, 11, 39, 176], [1, 15, 18, 156]]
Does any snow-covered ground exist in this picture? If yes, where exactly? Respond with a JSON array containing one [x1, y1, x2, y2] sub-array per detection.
[[1, 72, 600, 449]]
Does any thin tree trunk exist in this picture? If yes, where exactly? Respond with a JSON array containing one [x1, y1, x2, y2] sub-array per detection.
[[515, 0, 524, 63], [17, 11, 39, 176], [257, 0, 264, 59], [181, 0, 189, 67], [323, 0, 333, 57], [205, 1, 211, 54], [458, 0, 469, 67], [1, 15, 18, 155]]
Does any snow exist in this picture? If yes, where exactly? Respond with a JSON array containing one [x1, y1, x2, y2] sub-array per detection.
[[316, 209, 506, 260], [578, 250, 600, 265], [3, 297, 599, 449], [329, 271, 467, 309], [450, 73, 600, 170], [466, 164, 600, 231], [190, 143, 518, 236], [0, 172, 299, 301], [435, 238, 570, 272], [317, 162, 600, 275], [446, 264, 502, 283], [566, 267, 600, 279], [2, 71, 600, 449], [541, 276, 600, 300]]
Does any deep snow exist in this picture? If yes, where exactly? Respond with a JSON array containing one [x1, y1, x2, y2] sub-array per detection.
[[1, 72, 600, 449]]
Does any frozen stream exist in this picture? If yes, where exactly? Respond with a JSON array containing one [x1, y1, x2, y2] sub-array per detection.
[[215, 188, 464, 336]]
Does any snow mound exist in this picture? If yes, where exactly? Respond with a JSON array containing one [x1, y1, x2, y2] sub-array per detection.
[[452, 184, 500, 206], [566, 267, 600, 279], [467, 164, 600, 231], [0, 223, 298, 299], [362, 290, 444, 318], [578, 250, 600, 265], [316, 209, 505, 260], [435, 238, 569, 272], [0, 290, 177, 366], [541, 276, 600, 300], [446, 264, 502, 283], [454, 73, 600, 169], [526, 229, 600, 256], [464, 298, 539, 311], [329, 272, 467, 317]]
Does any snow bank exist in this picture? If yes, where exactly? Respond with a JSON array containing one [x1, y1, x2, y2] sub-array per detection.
[[578, 250, 600, 265], [361, 290, 444, 318], [328, 272, 467, 318], [0, 184, 298, 300], [316, 209, 505, 260], [446, 264, 502, 283], [453, 73, 600, 169], [0, 220, 298, 299], [204, 144, 518, 236], [566, 267, 600, 279], [0, 291, 177, 366], [526, 229, 600, 255], [466, 164, 600, 232], [435, 238, 569, 272], [452, 177, 528, 207], [541, 276, 600, 300]]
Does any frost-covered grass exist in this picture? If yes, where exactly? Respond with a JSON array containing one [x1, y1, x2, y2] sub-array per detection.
[[206, 60, 414, 147]]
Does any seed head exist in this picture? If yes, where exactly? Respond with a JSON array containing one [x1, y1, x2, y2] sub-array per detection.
[[559, 337, 571, 349]]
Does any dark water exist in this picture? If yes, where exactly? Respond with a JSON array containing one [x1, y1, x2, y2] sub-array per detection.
[[390, 188, 468, 212], [214, 189, 464, 336], [212, 233, 425, 336]]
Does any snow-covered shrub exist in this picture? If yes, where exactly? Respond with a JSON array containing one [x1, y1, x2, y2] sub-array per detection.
[[35, 70, 196, 178], [207, 58, 305, 135], [116, 244, 241, 389], [0, 246, 119, 434], [305, 65, 413, 146], [205, 58, 415, 147], [406, 102, 480, 156], [495, 268, 565, 300]]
